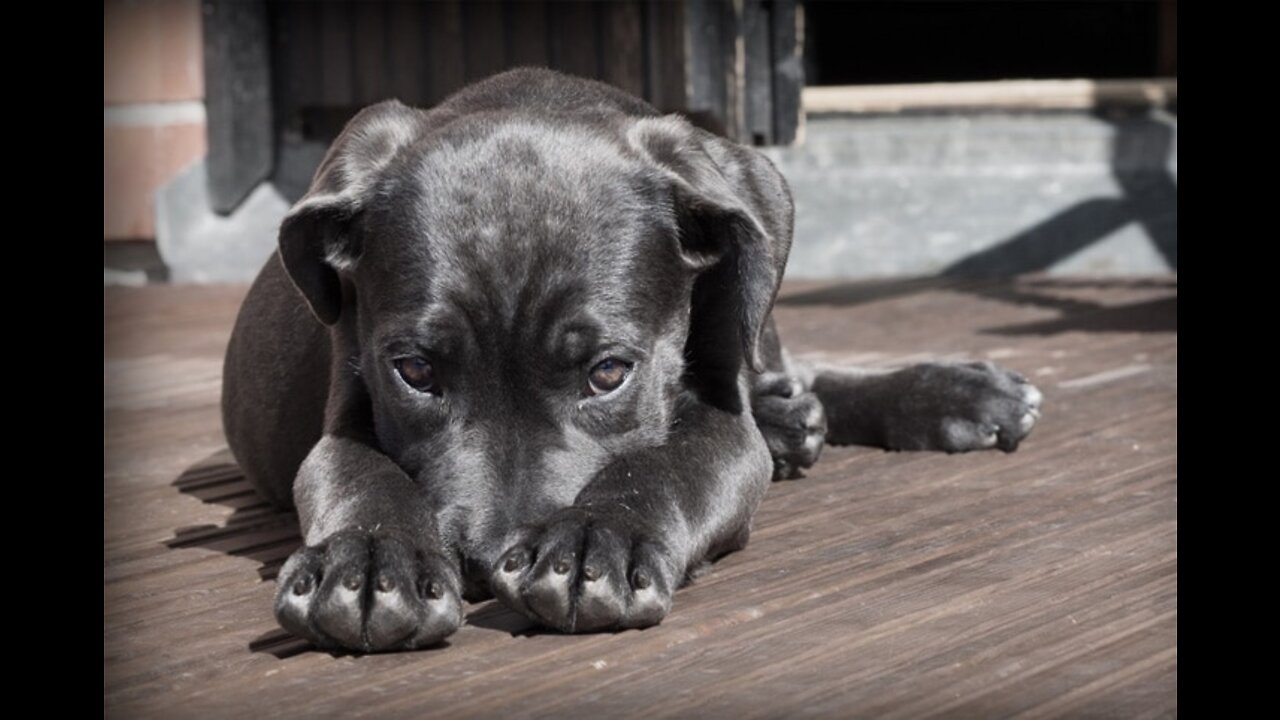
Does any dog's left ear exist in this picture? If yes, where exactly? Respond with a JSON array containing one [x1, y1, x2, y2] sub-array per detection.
[[629, 116, 793, 372], [278, 100, 424, 324]]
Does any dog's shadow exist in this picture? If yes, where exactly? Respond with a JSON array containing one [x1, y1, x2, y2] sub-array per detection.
[[165, 450, 315, 657], [166, 449, 299, 582], [166, 450, 531, 657]]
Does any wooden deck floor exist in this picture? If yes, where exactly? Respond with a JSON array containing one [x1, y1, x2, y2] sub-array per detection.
[[104, 276, 1177, 718]]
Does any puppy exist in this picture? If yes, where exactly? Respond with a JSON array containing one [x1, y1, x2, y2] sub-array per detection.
[[222, 68, 1041, 652]]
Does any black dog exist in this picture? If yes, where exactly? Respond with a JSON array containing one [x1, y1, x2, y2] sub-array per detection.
[[222, 69, 1041, 652]]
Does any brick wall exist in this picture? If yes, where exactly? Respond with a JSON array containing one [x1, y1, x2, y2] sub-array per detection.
[[104, 0, 207, 241]]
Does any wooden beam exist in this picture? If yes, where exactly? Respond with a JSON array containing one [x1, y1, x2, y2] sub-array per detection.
[[770, 0, 802, 144], [743, 0, 772, 144], [803, 79, 1179, 115], [202, 0, 273, 215]]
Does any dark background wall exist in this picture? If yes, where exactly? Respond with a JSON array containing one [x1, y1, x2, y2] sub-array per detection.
[[807, 0, 1176, 86], [106, 0, 1176, 282]]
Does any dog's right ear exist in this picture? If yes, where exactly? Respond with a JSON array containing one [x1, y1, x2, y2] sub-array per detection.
[[278, 100, 424, 325], [628, 115, 793, 374]]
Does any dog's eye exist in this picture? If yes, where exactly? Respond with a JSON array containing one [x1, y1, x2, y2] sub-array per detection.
[[394, 356, 438, 393], [587, 358, 631, 396]]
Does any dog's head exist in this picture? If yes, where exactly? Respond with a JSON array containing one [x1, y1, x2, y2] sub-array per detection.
[[277, 95, 791, 571]]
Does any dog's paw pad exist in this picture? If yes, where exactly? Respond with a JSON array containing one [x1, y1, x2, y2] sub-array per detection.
[[493, 511, 675, 633], [274, 530, 461, 652]]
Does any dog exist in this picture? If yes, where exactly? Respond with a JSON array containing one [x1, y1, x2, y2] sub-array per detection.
[[222, 68, 1042, 652]]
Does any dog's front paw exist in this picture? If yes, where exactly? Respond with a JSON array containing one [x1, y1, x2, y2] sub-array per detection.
[[752, 372, 827, 479], [887, 361, 1043, 453], [275, 530, 462, 652], [491, 509, 677, 633]]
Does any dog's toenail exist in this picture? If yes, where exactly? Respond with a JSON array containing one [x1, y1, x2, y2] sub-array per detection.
[[553, 558, 572, 575], [343, 575, 362, 591], [377, 575, 395, 592], [503, 554, 524, 572], [292, 579, 311, 595], [633, 571, 652, 589], [583, 565, 601, 581]]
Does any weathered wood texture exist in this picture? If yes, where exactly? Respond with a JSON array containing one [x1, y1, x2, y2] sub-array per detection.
[[264, 0, 801, 148], [202, 0, 273, 214], [104, 276, 1177, 717]]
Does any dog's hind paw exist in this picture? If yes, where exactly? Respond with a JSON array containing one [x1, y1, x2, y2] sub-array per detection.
[[885, 361, 1043, 453], [274, 529, 462, 652], [491, 508, 676, 633]]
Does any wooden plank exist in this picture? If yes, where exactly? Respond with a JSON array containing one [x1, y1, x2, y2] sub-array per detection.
[[644, 0, 687, 113], [504, 0, 548, 68], [201, 0, 273, 214], [685, 0, 728, 131], [722, 0, 744, 142], [601, 0, 645, 97], [267, 0, 317, 136], [425, 0, 465, 105], [387, 0, 428, 105], [548, 0, 599, 79], [351, 0, 389, 105], [770, 0, 802, 144], [742, 0, 772, 145], [318, 1, 354, 107], [462, 0, 505, 83], [104, 277, 1178, 716], [803, 78, 1180, 115]]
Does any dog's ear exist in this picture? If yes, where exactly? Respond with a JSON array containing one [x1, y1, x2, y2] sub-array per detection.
[[629, 116, 793, 372], [278, 100, 424, 324]]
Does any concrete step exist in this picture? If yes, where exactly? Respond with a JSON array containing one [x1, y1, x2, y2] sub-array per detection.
[[764, 109, 1176, 277]]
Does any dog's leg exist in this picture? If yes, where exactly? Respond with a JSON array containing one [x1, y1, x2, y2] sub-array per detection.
[[751, 316, 1040, 456], [273, 437, 463, 652], [489, 402, 772, 633], [809, 361, 1043, 453]]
